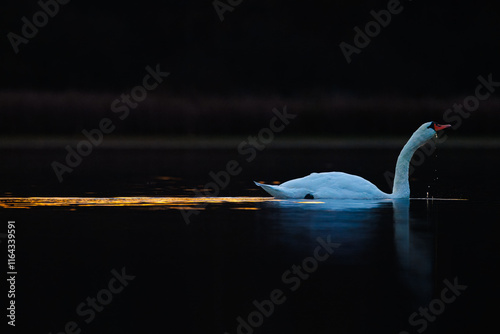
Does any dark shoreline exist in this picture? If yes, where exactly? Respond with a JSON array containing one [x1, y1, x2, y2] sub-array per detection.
[[1, 91, 499, 136]]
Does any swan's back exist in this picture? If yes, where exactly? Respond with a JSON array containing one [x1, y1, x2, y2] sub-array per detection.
[[264, 172, 390, 199]]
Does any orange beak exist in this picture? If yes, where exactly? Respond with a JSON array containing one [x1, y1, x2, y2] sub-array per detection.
[[433, 123, 452, 131]]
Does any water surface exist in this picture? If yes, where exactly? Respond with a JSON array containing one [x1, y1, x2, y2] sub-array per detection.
[[1, 147, 498, 333]]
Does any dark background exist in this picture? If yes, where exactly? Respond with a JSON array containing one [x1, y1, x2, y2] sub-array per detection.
[[1, 2, 500, 333], [1, 0, 499, 136]]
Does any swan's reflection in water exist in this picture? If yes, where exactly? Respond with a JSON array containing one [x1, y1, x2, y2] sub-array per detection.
[[260, 198, 433, 306]]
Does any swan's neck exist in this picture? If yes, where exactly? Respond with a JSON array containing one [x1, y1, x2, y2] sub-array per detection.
[[392, 133, 430, 198]]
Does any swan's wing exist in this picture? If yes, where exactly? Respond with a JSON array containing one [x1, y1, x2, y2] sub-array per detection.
[[279, 172, 388, 199]]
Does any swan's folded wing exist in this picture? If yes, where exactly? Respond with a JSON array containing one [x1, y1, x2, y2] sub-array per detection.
[[279, 172, 388, 199]]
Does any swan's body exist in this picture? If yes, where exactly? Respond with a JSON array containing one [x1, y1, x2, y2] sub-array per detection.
[[255, 172, 389, 199], [255, 122, 451, 199]]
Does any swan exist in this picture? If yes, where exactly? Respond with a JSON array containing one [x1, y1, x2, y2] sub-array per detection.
[[255, 121, 451, 199]]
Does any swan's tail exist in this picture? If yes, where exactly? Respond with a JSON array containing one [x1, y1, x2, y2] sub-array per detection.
[[254, 181, 290, 199]]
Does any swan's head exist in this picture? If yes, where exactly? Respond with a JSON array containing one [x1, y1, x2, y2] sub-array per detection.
[[427, 121, 452, 132], [409, 121, 451, 147], [424, 121, 451, 135]]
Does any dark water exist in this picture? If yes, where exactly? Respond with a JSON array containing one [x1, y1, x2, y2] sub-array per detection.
[[1, 146, 499, 333]]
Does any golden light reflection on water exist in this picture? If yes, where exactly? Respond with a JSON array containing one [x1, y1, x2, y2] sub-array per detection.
[[0, 197, 279, 210]]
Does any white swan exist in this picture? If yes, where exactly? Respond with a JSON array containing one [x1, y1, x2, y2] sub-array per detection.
[[255, 121, 451, 199]]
